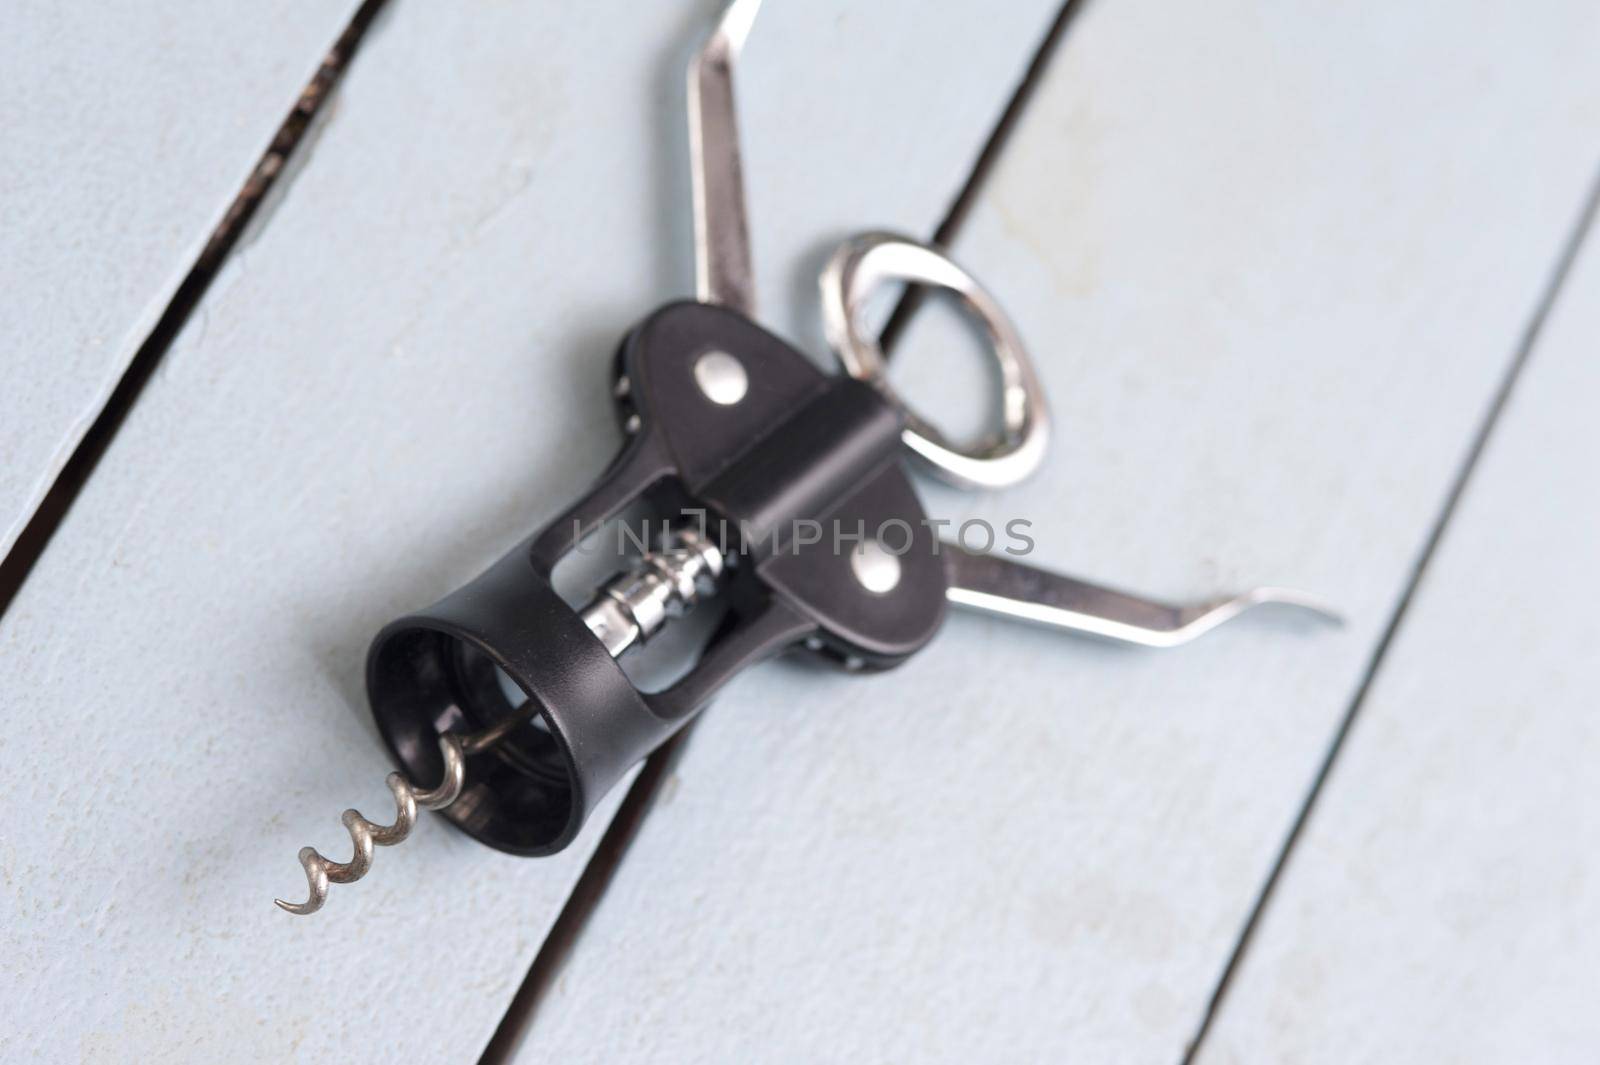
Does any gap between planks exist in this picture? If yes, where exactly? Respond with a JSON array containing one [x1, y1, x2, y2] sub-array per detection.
[[0, 0, 392, 620], [1178, 161, 1600, 1065], [475, 1, 1093, 1060]]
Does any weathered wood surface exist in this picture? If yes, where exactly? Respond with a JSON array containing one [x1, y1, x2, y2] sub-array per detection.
[[508, 1, 1600, 1061], [0, 1, 361, 557], [0, 1, 1060, 1061], [1196, 211, 1600, 1064]]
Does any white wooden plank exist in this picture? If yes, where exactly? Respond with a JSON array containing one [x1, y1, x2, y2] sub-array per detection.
[[0, 1, 1061, 1061], [0, 1, 363, 558], [508, 2, 1600, 1062], [1195, 208, 1600, 1064]]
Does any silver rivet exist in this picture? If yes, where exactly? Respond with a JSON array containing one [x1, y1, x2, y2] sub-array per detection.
[[693, 350, 748, 405], [850, 539, 901, 594], [623, 413, 642, 434]]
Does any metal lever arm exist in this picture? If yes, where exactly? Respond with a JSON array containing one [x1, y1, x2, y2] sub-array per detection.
[[942, 544, 1340, 648], [688, 0, 760, 317]]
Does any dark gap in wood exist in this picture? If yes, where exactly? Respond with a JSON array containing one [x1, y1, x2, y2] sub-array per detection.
[[878, 0, 1089, 355], [1178, 166, 1600, 1065], [0, 0, 391, 620], [478, 4, 1088, 1061], [477, 725, 690, 1065]]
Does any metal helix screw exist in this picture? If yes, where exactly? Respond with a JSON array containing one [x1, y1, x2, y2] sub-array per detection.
[[276, 716, 526, 915], [274, 733, 468, 916]]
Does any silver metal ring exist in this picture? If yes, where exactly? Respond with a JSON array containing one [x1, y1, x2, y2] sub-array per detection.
[[819, 232, 1050, 490]]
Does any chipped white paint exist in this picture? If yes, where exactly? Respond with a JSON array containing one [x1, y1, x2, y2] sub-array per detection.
[[509, 1, 1600, 1062], [0, 1, 1060, 1061], [0, 1, 363, 558], [1197, 215, 1600, 1064]]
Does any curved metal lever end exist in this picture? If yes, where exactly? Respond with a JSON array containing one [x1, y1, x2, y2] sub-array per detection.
[[1169, 587, 1343, 648], [710, 0, 761, 54], [943, 545, 1342, 649]]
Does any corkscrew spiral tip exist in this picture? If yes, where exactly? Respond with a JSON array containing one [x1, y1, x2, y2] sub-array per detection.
[[275, 733, 468, 916]]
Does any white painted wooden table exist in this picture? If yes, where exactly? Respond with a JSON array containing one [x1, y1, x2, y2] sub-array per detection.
[[3, 2, 1598, 1062], [1198, 209, 1600, 1065], [0, 0, 362, 557]]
